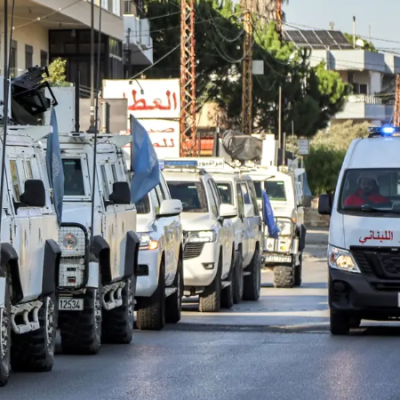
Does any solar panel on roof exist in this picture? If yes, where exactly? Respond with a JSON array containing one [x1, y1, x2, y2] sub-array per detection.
[[286, 30, 307, 44], [329, 31, 352, 46], [315, 30, 337, 46], [302, 31, 322, 45]]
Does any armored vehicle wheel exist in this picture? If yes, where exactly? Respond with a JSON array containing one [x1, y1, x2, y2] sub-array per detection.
[[330, 310, 351, 335], [0, 269, 11, 387], [243, 249, 261, 301], [165, 256, 183, 324], [273, 264, 295, 288], [11, 295, 56, 372], [232, 252, 244, 304], [199, 256, 222, 313], [136, 261, 165, 331], [59, 283, 102, 355], [102, 276, 136, 344], [294, 254, 303, 287]]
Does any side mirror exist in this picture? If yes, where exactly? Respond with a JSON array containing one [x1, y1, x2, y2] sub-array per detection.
[[219, 203, 238, 219], [243, 203, 254, 218], [157, 199, 182, 218], [20, 179, 46, 207], [318, 194, 332, 215], [109, 182, 131, 205]]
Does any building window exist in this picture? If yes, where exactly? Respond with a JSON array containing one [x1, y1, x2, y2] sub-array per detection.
[[101, 0, 108, 10], [112, 0, 121, 16], [25, 44, 33, 70], [124, 0, 132, 14], [40, 50, 48, 67], [10, 40, 17, 77], [353, 83, 368, 95]]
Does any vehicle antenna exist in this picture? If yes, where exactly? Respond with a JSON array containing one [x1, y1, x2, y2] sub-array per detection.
[[89, 0, 102, 240], [0, 0, 16, 243]]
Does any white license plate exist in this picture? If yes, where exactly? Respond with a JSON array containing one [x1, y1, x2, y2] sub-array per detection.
[[265, 255, 292, 263], [58, 298, 84, 311]]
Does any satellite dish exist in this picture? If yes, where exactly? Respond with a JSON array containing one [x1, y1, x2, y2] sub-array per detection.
[[355, 38, 365, 47]]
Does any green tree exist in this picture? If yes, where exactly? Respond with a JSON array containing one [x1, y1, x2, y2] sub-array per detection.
[[344, 33, 377, 52], [42, 57, 70, 87], [304, 146, 346, 195]]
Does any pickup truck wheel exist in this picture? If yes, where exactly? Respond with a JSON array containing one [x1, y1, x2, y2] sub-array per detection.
[[232, 252, 243, 304], [273, 264, 295, 288], [136, 261, 165, 330], [0, 269, 10, 387], [221, 252, 234, 309], [59, 277, 102, 355], [165, 257, 183, 324], [11, 295, 56, 372], [242, 249, 261, 301], [330, 310, 351, 335], [199, 256, 222, 312], [102, 276, 135, 344], [294, 254, 303, 287]]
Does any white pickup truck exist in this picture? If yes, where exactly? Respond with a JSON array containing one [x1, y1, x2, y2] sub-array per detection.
[[135, 171, 183, 331], [163, 160, 237, 312]]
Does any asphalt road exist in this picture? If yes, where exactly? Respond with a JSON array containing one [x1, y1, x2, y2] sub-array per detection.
[[4, 227, 400, 400]]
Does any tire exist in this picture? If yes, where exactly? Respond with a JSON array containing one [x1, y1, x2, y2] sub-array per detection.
[[102, 276, 135, 344], [294, 253, 303, 287], [199, 256, 222, 313], [232, 252, 244, 304], [11, 295, 56, 372], [136, 260, 165, 331], [165, 256, 183, 324], [221, 252, 234, 309], [59, 283, 102, 355], [0, 269, 10, 387], [243, 249, 261, 301], [330, 310, 351, 335], [350, 317, 361, 328], [273, 265, 295, 288]]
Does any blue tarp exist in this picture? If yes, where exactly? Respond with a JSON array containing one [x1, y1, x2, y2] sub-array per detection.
[[130, 115, 160, 203], [46, 107, 64, 225], [262, 190, 280, 239]]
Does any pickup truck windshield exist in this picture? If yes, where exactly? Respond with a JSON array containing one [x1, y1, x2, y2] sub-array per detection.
[[62, 159, 85, 196], [266, 181, 286, 201], [339, 168, 400, 215], [217, 183, 233, 204], [168, 181, 208, 212]]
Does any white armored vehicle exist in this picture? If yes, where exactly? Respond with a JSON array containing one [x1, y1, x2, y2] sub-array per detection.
[[163, 160, 236, 312], [0, 67, 62, 386], [44, 88, 140, 354]]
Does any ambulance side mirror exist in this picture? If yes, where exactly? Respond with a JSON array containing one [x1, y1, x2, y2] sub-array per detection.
[[318, 194, 332, 216]]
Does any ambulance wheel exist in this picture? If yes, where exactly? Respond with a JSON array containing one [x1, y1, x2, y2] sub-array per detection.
[[243, 249, 261, 301], [330, 310, 351, 335], [59, 279, 102, 355], [11, 295, 56, 372], [102, 276, 135, 344], [0, 268, 10, 386], [274, 264, 295, 288]]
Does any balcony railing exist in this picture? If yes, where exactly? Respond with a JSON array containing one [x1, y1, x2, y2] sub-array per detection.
[[347, 94, 394, 105]]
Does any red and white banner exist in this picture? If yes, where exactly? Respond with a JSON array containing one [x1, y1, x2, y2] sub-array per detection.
[[102, 79, 180, 120]]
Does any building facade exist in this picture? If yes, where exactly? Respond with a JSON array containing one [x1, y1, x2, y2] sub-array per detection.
[[284, 29, 400, 126]]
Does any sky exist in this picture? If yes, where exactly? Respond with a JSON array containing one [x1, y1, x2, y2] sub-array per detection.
[[284, 0, 400, 51]]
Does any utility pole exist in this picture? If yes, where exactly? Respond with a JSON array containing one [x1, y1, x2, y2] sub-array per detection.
[[180, 0, 197, 157], [126, 28, 131, 78], [241, 0, 253, 135], [393, 75, 400, 126], [88, 0, 95, 132]]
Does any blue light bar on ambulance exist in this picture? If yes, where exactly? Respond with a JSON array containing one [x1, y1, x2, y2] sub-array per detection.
[[368, 126, 400, 137], [162, 159, 198, 169]]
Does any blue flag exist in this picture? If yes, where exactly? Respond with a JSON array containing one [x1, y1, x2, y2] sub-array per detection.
[[262, 190, 280, 239], [130, 115, 160, 203], [46, 107, 64, 225]]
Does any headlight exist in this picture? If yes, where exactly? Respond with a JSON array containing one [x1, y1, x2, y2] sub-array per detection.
[[328, 244, 360, 273], [63, 233, 78, 250], [185, 230, 217, 243], [138, 233, 159, 250], [276, 220, 292, 236]]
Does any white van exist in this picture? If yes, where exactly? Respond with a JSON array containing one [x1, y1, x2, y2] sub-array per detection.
[[319, 126, 400, 335]]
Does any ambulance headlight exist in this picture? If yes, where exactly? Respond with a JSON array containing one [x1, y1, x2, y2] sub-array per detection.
[[328, 245, 360, 273]]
